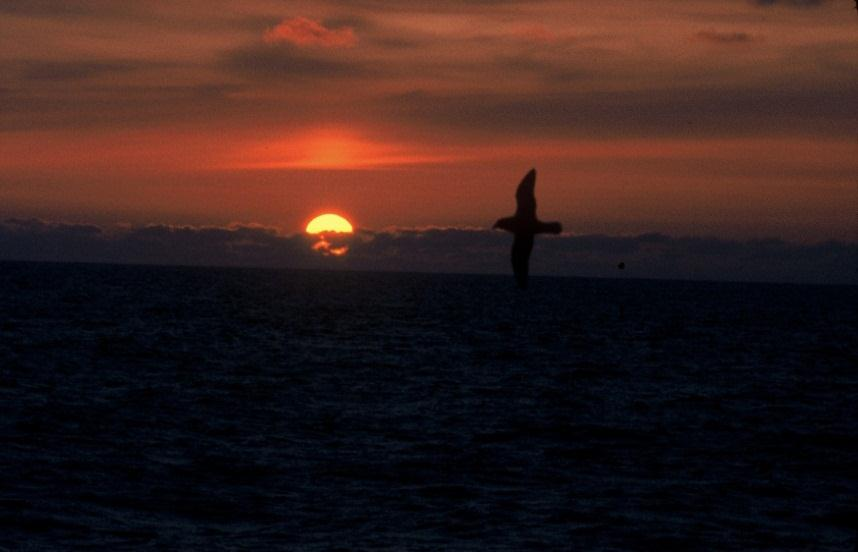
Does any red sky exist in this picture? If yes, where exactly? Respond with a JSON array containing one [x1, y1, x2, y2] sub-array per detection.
[[1, 0, 856, 242]]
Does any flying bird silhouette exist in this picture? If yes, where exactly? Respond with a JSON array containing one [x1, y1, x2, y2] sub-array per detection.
[[493, 169, 562, 289]]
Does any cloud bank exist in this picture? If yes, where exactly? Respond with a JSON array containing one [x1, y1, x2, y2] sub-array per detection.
[[1, 220, 854, 285]]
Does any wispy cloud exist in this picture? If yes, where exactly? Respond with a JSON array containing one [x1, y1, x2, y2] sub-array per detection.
[[263, 17, 357, 48], [513, 24, 557, 43], [1, 220, 854, 285]]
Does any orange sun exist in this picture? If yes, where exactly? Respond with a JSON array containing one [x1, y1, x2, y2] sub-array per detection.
[[306, 213, 353, 256], [305, 213, 354, 234]]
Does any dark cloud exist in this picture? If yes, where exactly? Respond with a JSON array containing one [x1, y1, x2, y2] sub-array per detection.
[[315, 0, 528, 11], [224, 43, 382, 81], [0, 83, 264, 131], [380, 78, 858, 138], [223, 34, 589, 88], [0, 0, 152, 20], [17, 60, 145, 81], [750, 0, 830, 6], [0, 0, 95, 16], [1, 220, 854, 285], [695, 30, 757, 44]]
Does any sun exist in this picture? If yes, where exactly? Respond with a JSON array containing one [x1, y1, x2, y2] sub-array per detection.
[[306, 213, 354, 234], [306, 213, 353, 256]]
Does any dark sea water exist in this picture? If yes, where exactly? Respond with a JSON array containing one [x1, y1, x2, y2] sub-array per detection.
[[1, 261, 856, 550]]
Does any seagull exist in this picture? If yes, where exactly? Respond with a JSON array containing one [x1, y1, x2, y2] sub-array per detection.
[[493, 168, 562, 289]]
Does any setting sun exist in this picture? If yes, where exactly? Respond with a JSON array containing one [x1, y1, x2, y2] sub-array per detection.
[[306, 213, 354, 234]]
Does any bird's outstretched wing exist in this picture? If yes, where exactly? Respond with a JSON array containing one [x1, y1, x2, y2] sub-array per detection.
[[511, 233, 534, 289], [515, 169, 537, 219]]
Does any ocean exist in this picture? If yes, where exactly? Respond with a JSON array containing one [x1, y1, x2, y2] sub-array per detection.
[[1, 261, 856, 550]]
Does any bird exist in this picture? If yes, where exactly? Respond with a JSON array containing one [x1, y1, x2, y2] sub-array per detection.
[[493, 168, 562, 289]]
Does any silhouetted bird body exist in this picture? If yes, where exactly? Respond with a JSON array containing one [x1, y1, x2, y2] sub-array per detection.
[[493, 169, 562, 289]]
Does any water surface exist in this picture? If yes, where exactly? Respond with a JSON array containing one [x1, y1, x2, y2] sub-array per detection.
[[1, 262, 855, 550]]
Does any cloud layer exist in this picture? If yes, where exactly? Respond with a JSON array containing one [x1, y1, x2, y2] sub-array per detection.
[[2, 1, 856, 139], [1, 220, 854, 285]]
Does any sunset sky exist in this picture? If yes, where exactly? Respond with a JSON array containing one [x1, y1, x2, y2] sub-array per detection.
[[1, 1, 856, 281]]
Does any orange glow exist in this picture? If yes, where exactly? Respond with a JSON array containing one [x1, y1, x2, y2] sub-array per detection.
[[305, 135, 359, 168], [306, 213, 354, 234], [236, 129, 456, 170]]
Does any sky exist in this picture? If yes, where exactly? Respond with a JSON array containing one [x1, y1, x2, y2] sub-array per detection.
[[1, 0, 856, 282]]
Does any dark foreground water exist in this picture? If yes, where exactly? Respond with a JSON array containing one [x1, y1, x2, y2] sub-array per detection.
[[0, 261, 856, 550]]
